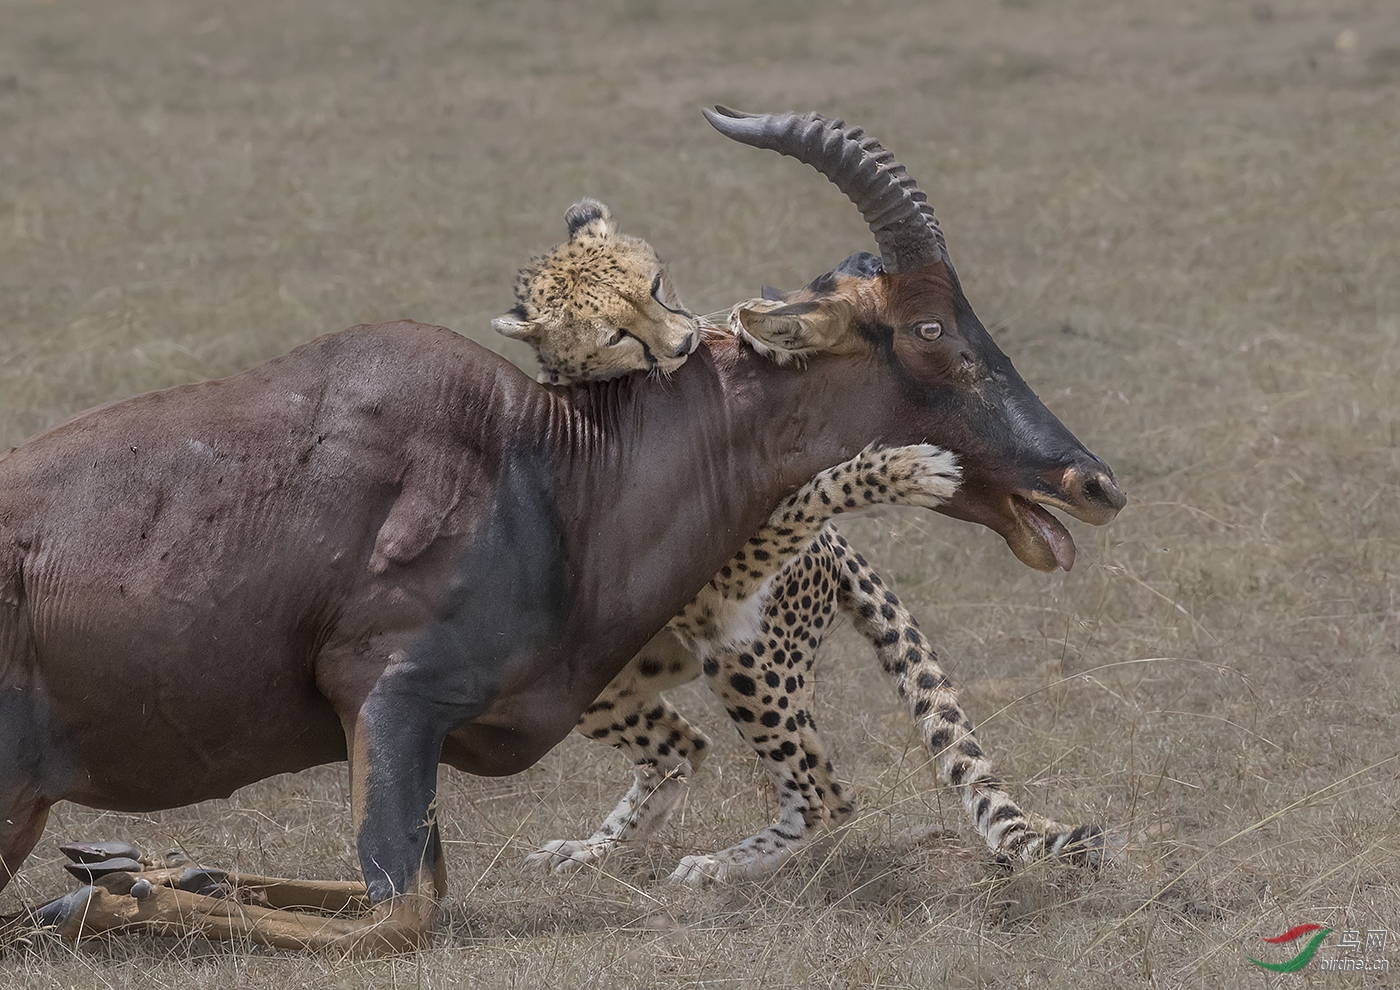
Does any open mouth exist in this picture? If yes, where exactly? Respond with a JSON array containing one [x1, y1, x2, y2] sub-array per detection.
[[1010, 495, 1077, 572]]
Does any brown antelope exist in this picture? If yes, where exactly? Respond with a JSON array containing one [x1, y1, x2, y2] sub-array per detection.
[[0, 107, 1123, 952]]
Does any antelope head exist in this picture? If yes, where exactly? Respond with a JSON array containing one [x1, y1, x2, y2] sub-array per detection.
[[706, 106, 1125, 572]]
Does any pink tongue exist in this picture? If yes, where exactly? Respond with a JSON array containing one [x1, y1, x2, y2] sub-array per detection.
[[1019, 499, 1077, 571]]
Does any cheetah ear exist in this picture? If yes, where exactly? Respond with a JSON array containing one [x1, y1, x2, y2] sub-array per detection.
[[491, 304, 541, 343], [564, 198, 615, 241]]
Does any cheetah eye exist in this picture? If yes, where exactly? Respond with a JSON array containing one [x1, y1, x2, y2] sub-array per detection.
[[914, 321, 943, 341], [607, 329, 632, 347]]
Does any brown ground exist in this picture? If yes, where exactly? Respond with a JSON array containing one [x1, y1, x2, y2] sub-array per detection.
[[2, 0, 1398, 986]]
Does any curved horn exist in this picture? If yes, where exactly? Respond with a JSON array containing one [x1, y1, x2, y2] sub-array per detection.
[[702, 105, 947, 274]]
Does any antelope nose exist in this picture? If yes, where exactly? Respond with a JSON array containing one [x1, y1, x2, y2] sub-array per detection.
[[676, 331, 699, 357], [1064, 460, 1126, 524]]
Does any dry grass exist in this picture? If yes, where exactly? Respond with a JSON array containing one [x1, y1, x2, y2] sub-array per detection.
[[2, 0, 1399, 986]]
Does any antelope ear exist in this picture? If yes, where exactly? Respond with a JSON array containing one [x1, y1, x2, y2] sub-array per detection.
[[729, 298, 826, 366], [564, 198, 615, 241], [760, 284, 789, 301], [491, 304, 541, 342]]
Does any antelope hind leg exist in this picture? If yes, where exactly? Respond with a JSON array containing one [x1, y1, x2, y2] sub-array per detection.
[[36, 870, 420, 954], [98, 865, 373, 914]]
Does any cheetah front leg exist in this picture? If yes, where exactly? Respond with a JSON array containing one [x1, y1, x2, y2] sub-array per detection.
[[689, 443, 959, 606], [526, 629, 711, 872], [828, 531, 1115, 867]]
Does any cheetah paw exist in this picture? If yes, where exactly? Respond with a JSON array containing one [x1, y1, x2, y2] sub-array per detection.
[[882, 444, 960, 508], [666, 854, 726, 887], [524, 839, 619, 873]]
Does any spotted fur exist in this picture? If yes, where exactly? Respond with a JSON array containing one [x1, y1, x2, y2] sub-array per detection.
[[504, 208, 1113, 882], [491, 198, 701, 384]]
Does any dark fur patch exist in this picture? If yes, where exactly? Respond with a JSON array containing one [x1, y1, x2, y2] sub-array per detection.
[[564, 199, 608, 239]]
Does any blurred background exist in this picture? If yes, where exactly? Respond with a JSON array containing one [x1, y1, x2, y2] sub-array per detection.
[[2, 1, 1398, 986]]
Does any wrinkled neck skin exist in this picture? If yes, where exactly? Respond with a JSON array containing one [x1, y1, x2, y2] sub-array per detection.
[[519, 336, 879, 713]]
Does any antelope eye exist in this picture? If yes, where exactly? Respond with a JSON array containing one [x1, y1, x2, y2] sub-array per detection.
[[651, 272, 663, 299], [914, 321, 943, 341]]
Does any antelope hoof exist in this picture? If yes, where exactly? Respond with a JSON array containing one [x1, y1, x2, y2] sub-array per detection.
[[31, 885, 99, 933], [175, 866, 232, 896], [62, 856, 143, 882], [59, 840, 141, 864]]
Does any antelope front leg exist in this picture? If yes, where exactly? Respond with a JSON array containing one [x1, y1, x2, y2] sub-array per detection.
[[334, 691, 451, 952]]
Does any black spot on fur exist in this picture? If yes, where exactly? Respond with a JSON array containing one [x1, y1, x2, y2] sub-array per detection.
[[730, 673, 757, 696]]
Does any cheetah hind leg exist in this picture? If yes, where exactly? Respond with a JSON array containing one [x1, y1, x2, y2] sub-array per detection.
[[830, 531, 1122, 868], [667, 736, 848, 888], [527, 630, 710, 873], [669, 633, 851, 887]]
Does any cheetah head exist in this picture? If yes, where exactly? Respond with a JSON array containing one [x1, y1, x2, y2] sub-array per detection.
[[493, 199, 701, 385]]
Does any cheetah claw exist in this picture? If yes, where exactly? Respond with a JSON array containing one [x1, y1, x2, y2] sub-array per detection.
[[666, 854, 725, 887], [525, 839, 622, 873]]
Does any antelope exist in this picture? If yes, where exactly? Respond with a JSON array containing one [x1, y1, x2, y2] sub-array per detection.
[[0, 107, 1123, 952]]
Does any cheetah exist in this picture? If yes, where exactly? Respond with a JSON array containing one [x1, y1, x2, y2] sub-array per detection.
[[502, 201, 1112, 884], [492, 198, 701, 384]]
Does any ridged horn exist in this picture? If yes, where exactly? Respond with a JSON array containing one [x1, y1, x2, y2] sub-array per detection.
[[702, 105, 947, 274]]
